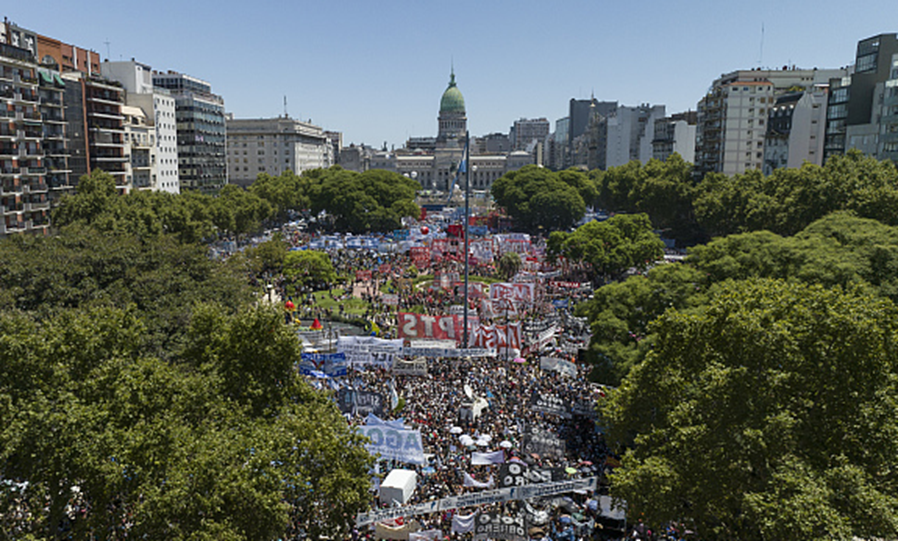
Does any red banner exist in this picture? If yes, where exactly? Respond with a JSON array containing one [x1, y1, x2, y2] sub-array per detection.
[[356, 270, 373, 281], [398, 312, 461, 341], [378, 263, 392, 275], [409, 247, 430, 270], [490, 283, 535, 304], [454, 281, 485, 299], [470, 322, 523, 350]]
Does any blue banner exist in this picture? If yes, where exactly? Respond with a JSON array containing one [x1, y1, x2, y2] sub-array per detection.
[[300, 352, 348, 377]]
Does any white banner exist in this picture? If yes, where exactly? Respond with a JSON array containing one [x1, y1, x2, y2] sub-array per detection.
[[409, 529, 443, 541], [401, 347, 496, 358], [471, 450, 505, 465], [338, 336, 403, 368], [357, 477, 599, 526], [392, 357, 428, 376], [463, 472, 495, 489], [359, 424, 426, 465], [451, 512, 479, 534]]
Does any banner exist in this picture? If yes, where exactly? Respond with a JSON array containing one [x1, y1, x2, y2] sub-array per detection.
[[409, 529, 443, 541], [474, 513, 527, 541], [300, 352, 348, 377], [382, 293, 399, 306], [338, 389, 386, 417], [356, 477, 600, 526], [453, 281, 485, 299], [490, 283, 535, 305], [392, 357, 428, 377], [337, 336, 403, 368], [470, 323, 522, 351], [572, 399, 598, 419], [359, 424, 426, 465], [540, 357, 577, 378], [529, 392, 571, 418], [498, 462, 529, 488], [400, 347, 496, 358], [451, 512, 478, 534], [398, 313, 461, 341], [471, 450, 505, 465], [409, 247, 430, 269], [522, 426, 566, 459], [463, 472, 495, 489], [376, 519, 421, 540]]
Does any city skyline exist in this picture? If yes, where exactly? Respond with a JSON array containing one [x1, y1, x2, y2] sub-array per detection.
[[5, 0, 896, 148]]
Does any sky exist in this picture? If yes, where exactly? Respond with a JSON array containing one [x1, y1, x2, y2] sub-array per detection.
[[5, 1, 897, 148]]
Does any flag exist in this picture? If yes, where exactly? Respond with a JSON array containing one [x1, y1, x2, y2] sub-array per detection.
[[389, 380, 399, 411], [446, 136, 470, 203]]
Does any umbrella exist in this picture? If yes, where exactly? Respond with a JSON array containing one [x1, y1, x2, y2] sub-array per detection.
[[450, 426, 463, 434], [499, 440, 513, 449], [459, 435, 475, 447], [565, 467, 577, 475], [475, 439, 489, 447], [479, 434, 492, 442], [512, 357, 526, 363]]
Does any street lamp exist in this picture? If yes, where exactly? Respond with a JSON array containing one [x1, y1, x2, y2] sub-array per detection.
[[463, 132, 471, 348]]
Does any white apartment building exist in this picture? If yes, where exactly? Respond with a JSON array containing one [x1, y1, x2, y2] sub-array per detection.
[[226, 116, 329, 188], [763, 88, 828, 174], [101, 60, 179, 193]]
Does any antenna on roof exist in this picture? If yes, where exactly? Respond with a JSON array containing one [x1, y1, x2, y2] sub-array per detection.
[[284, 95, 288, 118], [758, 23, 764, 68], [104, 38, 111, 61]]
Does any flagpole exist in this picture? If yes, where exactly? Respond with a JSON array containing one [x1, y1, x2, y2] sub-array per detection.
[[463, 131, 470, 349]]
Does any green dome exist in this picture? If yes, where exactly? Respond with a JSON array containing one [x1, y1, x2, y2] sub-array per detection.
[[440, 71, 465, 113]]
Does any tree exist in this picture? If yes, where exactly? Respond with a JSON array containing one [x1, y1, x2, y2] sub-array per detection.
[[548, 213, 665, 283], [307, 167, 420, 233], [497, 251, 522, 280], [249, 170, 311, 222], [283, 249, 337, 292], [0, 305, 373, 540], [602, 279, 898, 541], [491, 165, 587, 234]]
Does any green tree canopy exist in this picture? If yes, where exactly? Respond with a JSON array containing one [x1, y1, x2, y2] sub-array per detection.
[[283, 249, 338, 292], [307, 167, 420, 233], [0, 305, 372, 540], [548, 213, 665, 283], [491, 165, 588, 233], [602, 279, 898, 541], [0, 227, 251, 359], [248, 170, 312, 222]]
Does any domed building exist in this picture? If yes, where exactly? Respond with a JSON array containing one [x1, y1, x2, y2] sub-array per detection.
[[351, 69, 537, 192], [437, 69, 466, 144]]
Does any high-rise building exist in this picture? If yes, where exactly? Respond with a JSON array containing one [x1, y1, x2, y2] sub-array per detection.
[[510, 118, 550, 152], [225, 116, 330, 188], [62, 71, 127, 188], [696, 67, 846, 176], [880, 51, 898, 163], [101, 60, 179, 193], [652, 111, 697, 163], [823, 34, 898, 163], [152, 70, 226, 193], [0, 42, 52, 236], [763, 88, 828, 174]]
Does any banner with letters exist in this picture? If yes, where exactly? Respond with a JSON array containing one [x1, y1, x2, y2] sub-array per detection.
[[474, 514, 527, 541], [337, 336, 403, 369], [522, 426, 566, 458], [470, 323, 522, 351], [300, 352, 348, 377], [337, 389, 386, 417], [392, 357, 428, 376], [540, 357, 577, 378], [529, 392, 571, 418], [356, 477, 600, 526], [358, 423, 426, 465], [398, 313, 461, 341], [490, 283, 535, 305]]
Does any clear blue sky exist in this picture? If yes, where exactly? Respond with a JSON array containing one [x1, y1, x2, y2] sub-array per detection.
[[5, 1, 896, 148]]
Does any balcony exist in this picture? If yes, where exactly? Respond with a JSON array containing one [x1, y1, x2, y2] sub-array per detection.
[[23, 167, 47, 175], [1, 183, 21, 195], [1, 204, 24, 214], [0, 144, 16, 156]]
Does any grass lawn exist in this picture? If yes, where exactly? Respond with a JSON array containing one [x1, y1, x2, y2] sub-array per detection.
[[310, 288, 371, 316]]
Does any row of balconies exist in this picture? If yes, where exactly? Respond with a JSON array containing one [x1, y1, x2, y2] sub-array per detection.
[[0, 219, 50, 235]]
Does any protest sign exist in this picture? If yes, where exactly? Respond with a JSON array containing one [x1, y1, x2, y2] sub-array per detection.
[[300, 352, 348, 377], [540, 357, 577, 378], [474, 513, 527, 541], [522, 426, 566, 458], [359, 424, 426, 465], [398, 313, 461, 341], [529, 392, 571, 418], [392, 357, 428, 376], [337, 389, 386, 416]]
